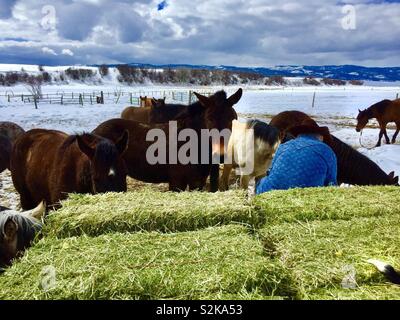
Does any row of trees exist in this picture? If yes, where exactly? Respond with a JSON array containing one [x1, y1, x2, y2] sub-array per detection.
[[0, 64, 363, 87]]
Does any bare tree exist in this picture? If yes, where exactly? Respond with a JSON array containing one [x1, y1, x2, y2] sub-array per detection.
[[25, 77, 43, 109]]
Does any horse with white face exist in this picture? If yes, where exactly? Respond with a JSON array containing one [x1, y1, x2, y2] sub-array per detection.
[[220, 120, 281, 191], [0, 201, 46, 270]]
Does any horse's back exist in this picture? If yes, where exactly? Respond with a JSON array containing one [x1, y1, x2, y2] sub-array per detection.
[[270, 110, 315, 131], [121, 106, 150, 123], [0, 122, 25, 143]]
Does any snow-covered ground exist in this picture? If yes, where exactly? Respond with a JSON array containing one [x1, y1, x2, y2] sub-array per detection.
[[0, 84, 399, 209]]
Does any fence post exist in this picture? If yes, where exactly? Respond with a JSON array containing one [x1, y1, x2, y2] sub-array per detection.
[[79, 94, 83, 106], [61, 95, 63, 105], [21, 94, 24, 101], [311, 92, 316, 108], [34, 96, 38, 109], [101, 91, 104, 104], [130, 93, 133, 105], [7, 95, 10, 103], [396, 93, 399, 100]]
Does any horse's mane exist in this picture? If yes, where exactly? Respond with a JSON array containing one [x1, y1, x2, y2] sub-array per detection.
[[365, 99, 392, 117], [331, 135, 392, 185], [247, 120, 280, 147], [0, 212, 42, 252]]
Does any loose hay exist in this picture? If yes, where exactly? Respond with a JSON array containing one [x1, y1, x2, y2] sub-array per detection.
[[44, 189, 261, 238], [0, 226, 296, 300]]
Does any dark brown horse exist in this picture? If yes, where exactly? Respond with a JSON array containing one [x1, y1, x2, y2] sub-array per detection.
[[121, 98, 168, 123], [0, 122, 25, 173], [93, 89, 242, 192], [11, 129, 129, 210], [270, 110, 399, 186], [356, 99, 400, 147], [0, 135, 11, 173]]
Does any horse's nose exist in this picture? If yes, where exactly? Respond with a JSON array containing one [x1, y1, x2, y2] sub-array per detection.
[[355, 128, 361, 132]]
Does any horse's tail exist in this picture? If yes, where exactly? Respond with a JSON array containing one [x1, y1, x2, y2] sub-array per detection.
[[368, 259, 400, 285]]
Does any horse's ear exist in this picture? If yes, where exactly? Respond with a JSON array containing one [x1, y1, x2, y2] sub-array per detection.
[[194, 92, 210, 107], [228, 88, 243, 105], [388, 171, 395, 179], [76, 135, 95, 160], [358, 109, 362, 113], [28, 201, 46, 221], [3, 217, 18, 241], [116, 130, 129, 156]]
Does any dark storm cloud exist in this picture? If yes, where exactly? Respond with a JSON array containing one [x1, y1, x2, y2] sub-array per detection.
[[0, 0, 399, 66]]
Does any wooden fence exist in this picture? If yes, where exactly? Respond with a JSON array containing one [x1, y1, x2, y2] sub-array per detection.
[[1, 89, 214, 107]]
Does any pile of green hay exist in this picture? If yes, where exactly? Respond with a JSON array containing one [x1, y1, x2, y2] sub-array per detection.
[[254, 186, 400, 224], [46, 189, 261, 238], [2, 186, 400, 300], [0, 226, 296, 300]]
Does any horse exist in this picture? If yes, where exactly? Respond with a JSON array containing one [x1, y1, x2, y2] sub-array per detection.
[[356, 99, 400, 147], [11, 129, 129, 210], [0, 201, 45, 270], [148, 99, 190, 124], [0, 135, 11, 173], [121, 98, 165, 123], [140, 96, 159, 108], [93, 89, 242, 192], [220, 120, 281, 191], [270, 110, 399, 186], [0, 122, 25, 173], [0, 121, 25, 142]]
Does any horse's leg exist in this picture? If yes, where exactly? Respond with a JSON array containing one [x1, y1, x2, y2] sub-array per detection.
[[189, 176, 207, 191], [209, 164, 219, 193], [220, 164, 233, 191], [240, 175, 251, 190], [382, 124, 390, 145], [376, 127, 384, 147], [392, 122, 400, 144]]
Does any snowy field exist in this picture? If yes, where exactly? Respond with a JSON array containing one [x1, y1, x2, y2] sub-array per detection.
[[0, 84, 399, 209]]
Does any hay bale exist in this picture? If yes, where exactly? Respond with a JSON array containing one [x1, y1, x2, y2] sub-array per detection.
[[254, 186, 400, 224], [45, 189, 262, 238], [261, 214, 400, 299], [0, 226, 297, 300]]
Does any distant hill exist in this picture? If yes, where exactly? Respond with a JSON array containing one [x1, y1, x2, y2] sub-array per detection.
[[100, 63, 400, 82]]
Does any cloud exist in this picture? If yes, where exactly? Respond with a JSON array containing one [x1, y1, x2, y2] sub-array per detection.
[[0, 0, 17, 18], [62, 48, 74, 56], [0, 0, 398, 67], [41, 47, 57, 55]]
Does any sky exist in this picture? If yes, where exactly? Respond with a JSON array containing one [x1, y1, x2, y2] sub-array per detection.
[[0, 0, 399, 67]]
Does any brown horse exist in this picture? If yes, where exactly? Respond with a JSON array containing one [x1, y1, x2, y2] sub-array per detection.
[[140, 96, 161, 108], [270, 110, 399, 186], [0, 122, 25, 173], [356, 99, 400, 147], [94, 89, 242, 192], [0, 122, 25, 142], [121, 98, 166, 123], [11, 129, 129, 210]]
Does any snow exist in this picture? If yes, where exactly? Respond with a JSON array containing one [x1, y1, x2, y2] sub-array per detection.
[[0, 82, 399, 209]]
